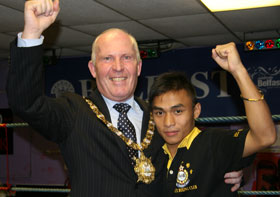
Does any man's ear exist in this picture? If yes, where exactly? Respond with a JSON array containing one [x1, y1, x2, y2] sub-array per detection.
[[194, 103, 201, 119], [88, 60, 96, 78], [137, 60, 142, 77]]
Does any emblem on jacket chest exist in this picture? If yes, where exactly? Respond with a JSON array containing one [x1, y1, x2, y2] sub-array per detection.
[[176, 163, 191, 188]]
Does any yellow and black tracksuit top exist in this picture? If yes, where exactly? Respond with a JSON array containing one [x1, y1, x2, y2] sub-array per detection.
[[162, 127, 254, 197]]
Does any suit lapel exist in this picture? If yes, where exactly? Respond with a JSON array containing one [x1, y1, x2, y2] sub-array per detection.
[[89, 89, 111, 122], [88, 89, 132, 163], [135, 97, 149, 141]]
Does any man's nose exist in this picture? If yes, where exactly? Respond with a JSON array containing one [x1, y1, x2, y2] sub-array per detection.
[[164, 113, 175, 127], [112, 58, 124, 71]]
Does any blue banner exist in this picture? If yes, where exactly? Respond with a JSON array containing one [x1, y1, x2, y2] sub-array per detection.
[[45, 44, 280, 117]]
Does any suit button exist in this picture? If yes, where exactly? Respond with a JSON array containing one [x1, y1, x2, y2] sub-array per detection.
[[169, 170, 173, 175]]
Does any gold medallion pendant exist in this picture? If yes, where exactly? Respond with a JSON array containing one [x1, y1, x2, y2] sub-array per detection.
[[134, 152, 155, 184]]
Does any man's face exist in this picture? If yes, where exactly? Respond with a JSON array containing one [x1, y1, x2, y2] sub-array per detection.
[[88, 30, 142, 102], [152, 89, 200, 152]]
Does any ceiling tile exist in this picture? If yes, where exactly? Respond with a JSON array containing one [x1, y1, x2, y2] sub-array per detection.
[[0, 5, 24, 32], [0, 1, 25, 10], [71, 21, 168, 41], [178, 33, 242, 47], [215, 6, 280, 33], [43, 26, 95, 48], [97, 0, 207, 19], [57, 0, 129, 25], [140, 14, 230, 39]]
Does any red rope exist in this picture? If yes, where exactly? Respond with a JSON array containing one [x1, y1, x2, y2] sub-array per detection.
[[0, 123, 11, 191]]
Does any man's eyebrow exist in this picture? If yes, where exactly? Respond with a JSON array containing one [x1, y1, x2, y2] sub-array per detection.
[[152, 104, 184, 110], [152, 106, 163, 110], [171, 104, 184, 109]]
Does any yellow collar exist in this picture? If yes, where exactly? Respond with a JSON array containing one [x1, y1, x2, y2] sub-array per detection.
[[162, 127, 201, 169]]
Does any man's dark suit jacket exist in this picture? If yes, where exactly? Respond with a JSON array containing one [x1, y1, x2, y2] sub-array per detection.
[[6, 40, 165, 197]]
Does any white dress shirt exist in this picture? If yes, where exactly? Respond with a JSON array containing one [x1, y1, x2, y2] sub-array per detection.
[[102, 95, 143, 145]]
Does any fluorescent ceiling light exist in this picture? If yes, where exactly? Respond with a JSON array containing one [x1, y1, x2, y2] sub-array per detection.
[[200, 0, 280, 12]]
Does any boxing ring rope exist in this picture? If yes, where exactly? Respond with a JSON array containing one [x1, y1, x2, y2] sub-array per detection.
[[196, 114, 280, 124], [1, 114, 280, 195], [2, 114, 280, 127]]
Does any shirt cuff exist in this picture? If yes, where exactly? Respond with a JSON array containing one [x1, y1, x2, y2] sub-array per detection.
[[17, 32, 44, 47]]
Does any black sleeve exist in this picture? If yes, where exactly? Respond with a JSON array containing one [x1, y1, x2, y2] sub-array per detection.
[[209, 128, 255, 173], [6, 39, 76, 143]]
